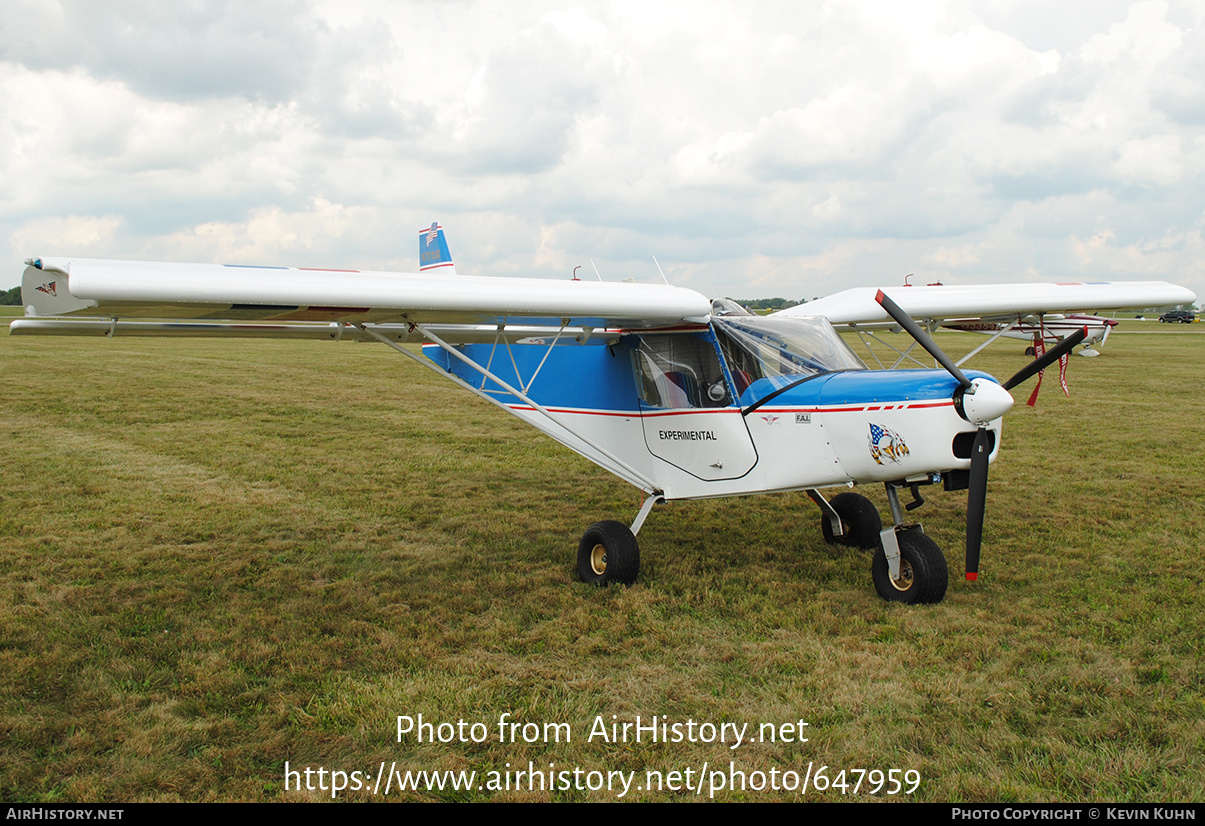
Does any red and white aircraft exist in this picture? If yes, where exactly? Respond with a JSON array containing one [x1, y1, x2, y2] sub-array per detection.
[[939, 314, 1116, 355], [10, 231, 1196, 604]]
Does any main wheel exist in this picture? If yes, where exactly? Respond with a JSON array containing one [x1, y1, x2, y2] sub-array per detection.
[[578, 521, 640, 586], [820, 492, 883, 550], [871, 528, 948, 604]]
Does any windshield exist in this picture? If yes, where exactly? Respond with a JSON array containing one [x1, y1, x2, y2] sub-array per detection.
[[714, 315, 866, 387]]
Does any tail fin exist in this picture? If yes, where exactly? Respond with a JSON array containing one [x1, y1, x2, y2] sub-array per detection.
[[418, 222, 456, 274]]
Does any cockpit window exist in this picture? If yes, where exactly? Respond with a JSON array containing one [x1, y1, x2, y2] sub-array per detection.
[[632, 333, 731, 409], [713, 315, 866, 389]]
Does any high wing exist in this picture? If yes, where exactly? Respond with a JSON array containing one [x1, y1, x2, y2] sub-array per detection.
[[776, 281, 1196, 325], [11, 256, 712, 340]]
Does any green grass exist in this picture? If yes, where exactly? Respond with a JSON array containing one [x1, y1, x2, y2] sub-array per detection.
[[1, 327, 1202, 802]]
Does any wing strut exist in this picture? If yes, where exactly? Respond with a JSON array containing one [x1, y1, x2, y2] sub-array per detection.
[[497, 320, 569, 396], [359, 323, 659, 493], [851, 328, 928, 370], [889, 335, 925, 370], [953, 321, 1015, 367]]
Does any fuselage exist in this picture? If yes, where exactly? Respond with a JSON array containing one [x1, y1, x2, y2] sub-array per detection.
[[425, 316, 1003, 500]]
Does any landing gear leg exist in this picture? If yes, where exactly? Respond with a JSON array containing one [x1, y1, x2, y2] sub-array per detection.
[[809, 489, 882, 549]]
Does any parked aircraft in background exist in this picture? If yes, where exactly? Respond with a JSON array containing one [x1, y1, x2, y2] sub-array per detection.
[[940, 314, 1116, 355]]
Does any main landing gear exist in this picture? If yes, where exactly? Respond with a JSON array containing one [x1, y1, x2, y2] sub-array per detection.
[[577, 521, 640, 585], [576, 493, 663, 586], [581, 484, 951, 603], [811, 491, 882, 549], [811, 481, 949, 604]]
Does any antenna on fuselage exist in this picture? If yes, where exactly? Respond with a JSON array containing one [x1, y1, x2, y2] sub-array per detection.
[[652, 256, 669, 285], [589, 260, 603, 281]]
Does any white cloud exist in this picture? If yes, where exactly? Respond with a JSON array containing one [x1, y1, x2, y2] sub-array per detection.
[[9, 214, 124, 257], [1, 0, 1203, 304], [151, 198, 381, 265], [1080, 0, 1181, 65]]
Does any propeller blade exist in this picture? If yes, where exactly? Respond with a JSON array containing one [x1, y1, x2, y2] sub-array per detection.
[[874, 291, 972, 389], [965, 426, 990, 581], [1002, 327, 1087, 391]]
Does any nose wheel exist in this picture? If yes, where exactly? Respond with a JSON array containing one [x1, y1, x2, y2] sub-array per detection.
[[872, 527, 947, 604]]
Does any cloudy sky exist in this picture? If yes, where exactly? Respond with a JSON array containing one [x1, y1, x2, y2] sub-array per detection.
[[2, 0, 1203, 302]]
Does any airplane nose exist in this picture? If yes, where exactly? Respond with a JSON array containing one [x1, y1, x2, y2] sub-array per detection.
[[958, 377, 1014, 426]]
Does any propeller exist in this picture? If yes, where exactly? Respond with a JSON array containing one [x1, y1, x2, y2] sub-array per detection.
[[964, 426, 990, 580], [875, 290, 1086, 581], [873, 291, 973, 389]]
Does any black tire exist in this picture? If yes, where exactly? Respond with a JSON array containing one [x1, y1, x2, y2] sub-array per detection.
[[1024, 346, 1036, 356], [871, 528, 948, 604], [820, 492, 883, 550], [577, 521, 640, 586]]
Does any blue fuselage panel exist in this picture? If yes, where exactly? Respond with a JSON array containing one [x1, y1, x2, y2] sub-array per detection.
[[424, 339, 641, 411]]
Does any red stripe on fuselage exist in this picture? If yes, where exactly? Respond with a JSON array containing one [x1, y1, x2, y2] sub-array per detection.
[[503, 400, 956, 417]]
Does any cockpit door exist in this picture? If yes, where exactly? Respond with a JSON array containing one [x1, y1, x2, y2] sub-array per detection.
[[632, 332, 758, 481]]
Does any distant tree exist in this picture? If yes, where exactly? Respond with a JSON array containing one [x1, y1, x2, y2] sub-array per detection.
[[731, 297, 802, 311], [1, 286, 21, 306]]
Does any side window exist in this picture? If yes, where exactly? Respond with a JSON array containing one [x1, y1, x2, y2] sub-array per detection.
[[632, 333, 730, 409]]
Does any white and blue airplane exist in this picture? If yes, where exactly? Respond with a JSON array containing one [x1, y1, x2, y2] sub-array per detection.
[[11, 227, 1196, 604]]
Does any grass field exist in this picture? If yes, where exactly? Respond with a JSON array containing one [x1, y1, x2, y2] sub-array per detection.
[[1, 321, 1202, 802]]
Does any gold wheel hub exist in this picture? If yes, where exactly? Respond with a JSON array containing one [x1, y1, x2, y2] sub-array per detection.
[[590, 544, 608, 576], [890, 558, 915, 592]]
